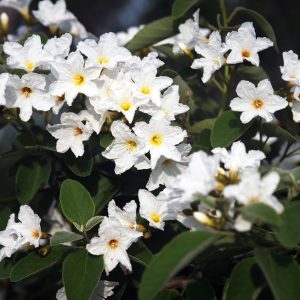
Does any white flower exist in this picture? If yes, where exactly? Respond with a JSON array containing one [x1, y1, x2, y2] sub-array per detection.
[[224, 169, 284, 213], [131, 65, 172, 106], [291, 99, 300, 123], [138, 189, 174, 230], [56, 281, 118, 300], [4, 34, 52, 72], [47, 112, 92, 157], [173, 9, 210, 54], [225, 22, 273, 66], [124, 52, 164, 72], [32, 0, 75, 28], [6, 73, 54, 122], [191, 31, 226, 83], [116, 25, 143, 46], [43, 33, 72, 66], [79, 108, 107, 135], [234, 215, 252, 232], [0, 73, 9, 105], [145, 143, 191, 191], [60, 19, 89, 40], [102, 121, 147, 174], [212, 141, 265, 173], [230, 79, 288, 123], [86, 225, 137, 274], [162, 151, 219, 204], [0, 214, 21, 261], [106, 200, 143, 240], [14, 205, 42, 247], [50, 51, 100, 106], [0, 0, 32, 19], [140, 85, 189, 120], [77, 33, 131, 70], [133, 117, 187, 169], [280, 50, 300, 85]]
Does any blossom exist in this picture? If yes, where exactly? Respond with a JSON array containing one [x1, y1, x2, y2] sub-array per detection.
[[6, 73, 54, 121], [280, 50, 300, 85], [0, 0, 32, 19], [0, 73, 9, 105], [131, 65, 172, 106], [162, 151, 220, 204], [124, 52, 164, 72], [60, 19, 89, 40], [102, 121, 147, 174], [86, 225, 137, 274], [138, 189, 174, 230], [116, 25, 143, 46], [32, 0, 75, 29], [224, 169, 284, 213], [133, 117, 187, 169], [145, 143, 191, 191], [56, 281, 118, 300], [140, 85, 189, 121], [230, 79, 288, 123], [191, 31, 226, 83], [50, 51, 100, 106], [173, 9, 210, 55], [4, 34, 52, 72], [77, 33, 131, 70], [212, 141, 265, 173], [47, 112, 92, 157], [225, 22, 273, 66]]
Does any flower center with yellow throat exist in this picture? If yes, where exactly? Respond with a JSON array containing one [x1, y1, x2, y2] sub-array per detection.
[[140, 86, 151, 95], [252, 99, 264, 109], [73, 127, 83, 136], [126, 140, 137, 151], [108, 239, 119, 249], [22, 87, 32, 98], [120, 99, 132, 111], [150, 134, 163, 146], [241, 49, 251, 58], [73, 74, 85, 86], [151, 212, 161, 223], [25, 61, 35, 71], [98, 56, 110, 65], [31, 229, 40, 240]]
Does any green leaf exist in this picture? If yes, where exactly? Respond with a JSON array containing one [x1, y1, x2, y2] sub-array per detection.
[[60, 179, 95, 226], [234, 7, 278, 51], [64, 148, 93, 177], [63, 249, 104, 300], [85, 216, 104, 231], [188, 118, 215, 134], [186, 279, 216, 300], [172, 0, 202, 18], [0, 259, 14, 279], [154, 290, 181, 300], [16, 159, 51, 204], [261, 123, 298, 142], [276, 201, 300, 248], [50, 232, 83, 246], [126, 17, 176, 52], [0, 207, 10, 230], [255, 248, 300, 300], [236, 65, 268, 84], [210, 111, 253, 148], [240, 203, 282, 227], [223, 258, 263, 300], [100, 133, 113, 149], [10, 245, 69, 282], [128, 241, 153, 267], [138, 231, 218, 300]]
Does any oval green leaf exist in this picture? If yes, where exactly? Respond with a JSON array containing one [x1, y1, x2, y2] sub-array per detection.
[[60, 179, 95, 226], [63, 249, 104, 300], [210, 111, 253, 148], [172, 0, 202, 19], [138, 231, 218, 300], [50, 231, 83, 247]]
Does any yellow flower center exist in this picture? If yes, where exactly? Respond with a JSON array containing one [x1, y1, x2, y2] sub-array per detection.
[[126, 140, 137, 151], [140, 86, 151, 95], [108, 239, 119, 249], [151, 212, 161, 223], [25, 61, 35, 71], [56, 95, 65, 102], [73, 74, 85, 86], [150, 134, 163, 146], [98, 56, 110, 65], [241, 49, 251, 58], [73, 127, 83, 136], [248, 197, 260, 205], [252, 99, 264, 109], [22, 87, 32, 97], [32, 229, 40, 240], [120, 100, 132, 111]]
